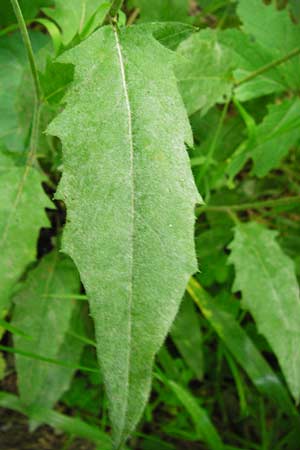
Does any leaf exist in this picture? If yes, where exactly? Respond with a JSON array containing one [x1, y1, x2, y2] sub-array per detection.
[[175, 29, 234, 116], [136, 0, 191, 23], [47, 24, 200, 448], [12, 252, 82, 412], [0, 0, 52, 27], [171, 295, 204, 380], [216, 28, 286, 102], [43, 0, 109, 45], [164, 378, 224, 450], [0, 31, 49, 152], [250, 98, 300, 177], [228, 222, 300, 402], [187, 278, 298, 418], [237, 0, 300, 92], [0, 154, 51, 313]]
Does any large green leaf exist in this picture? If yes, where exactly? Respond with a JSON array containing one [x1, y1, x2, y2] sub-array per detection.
[[12, 252, 82, 412], [175, 29, 234, 116], [48, 24, 199, 448], [228, 222, 300, 402], [0, 153, 51, 312]]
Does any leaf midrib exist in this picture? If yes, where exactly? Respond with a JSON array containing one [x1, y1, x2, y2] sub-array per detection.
[[113, 25, 134, 436]]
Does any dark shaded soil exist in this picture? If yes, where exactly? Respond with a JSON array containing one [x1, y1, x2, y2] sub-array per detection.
[[0, 408, 95, 450]]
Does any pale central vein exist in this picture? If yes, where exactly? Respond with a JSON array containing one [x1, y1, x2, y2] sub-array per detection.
[[113, 25, 134, 429]]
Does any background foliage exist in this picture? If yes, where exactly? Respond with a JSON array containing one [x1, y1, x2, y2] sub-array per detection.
[[1, 0, 300, 449]]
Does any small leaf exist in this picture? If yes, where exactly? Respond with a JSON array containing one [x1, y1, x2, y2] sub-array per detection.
[[175, 29, 234, 116], [0, 154, 51, 312], [48, 24, 200, 447], [251, 98, 300, 177], [12, 252, 82, 412], [228, 222, 300, 402], [171, 295, 204, 380]]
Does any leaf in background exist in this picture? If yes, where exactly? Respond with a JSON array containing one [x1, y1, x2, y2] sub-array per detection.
[[165, 378, 224, 450], [0, 0, 52, 27], [188, 278, 298, 418], [142, 22, 195, 51], [171, 295, 204, 380], [237, 0, 300, 91], [136, 0, 191, 23], [250, 98, 300, 177], [47, 25, 200, 447], [228, 222, 300, 402], [176, 29, 234, 116], [0, 153, 51, 313], [216, 29, 286, 102], [12, 252, 82, 412], [0, 31, 48, 152], [43, 0, 109, 45]]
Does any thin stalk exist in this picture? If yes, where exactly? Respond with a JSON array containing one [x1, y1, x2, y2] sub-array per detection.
[[103, 0, 125, 24], [0, 344, 98, 373], [10, 0, 42, 102], [235, 47, 300, 87], [196, 99, 230, 183], [197, 195, 300, 214]]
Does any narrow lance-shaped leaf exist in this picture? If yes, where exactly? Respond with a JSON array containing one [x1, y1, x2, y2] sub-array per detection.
[[12, 251, 82, 413], [228, 223, 300, 403], [47, 24, 200, 448]]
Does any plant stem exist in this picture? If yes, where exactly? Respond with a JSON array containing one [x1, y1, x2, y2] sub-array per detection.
[[10, 0, 43, 169], [10, 0, 42, 103], [196, 99, 230, 183], [197, 195, 300, 214], [103, 0, 125, 23], [235, 47, 300, 87]]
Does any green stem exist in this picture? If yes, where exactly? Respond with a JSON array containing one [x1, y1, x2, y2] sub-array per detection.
[[235, 47, 300, 87], [10, 0, 42, 102], [197, 195, 300, 214], [196, 99, 230, 183], [103, 0, 125, 23], [10, 0, 43, 168]]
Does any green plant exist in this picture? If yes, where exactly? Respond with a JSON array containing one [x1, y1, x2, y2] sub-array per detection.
[[0, 0, 300, 449]]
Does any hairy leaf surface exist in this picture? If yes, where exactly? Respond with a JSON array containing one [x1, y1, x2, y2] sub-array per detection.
[[48, 25, 199, 447], [0, 154, 51, 312], [13, 252, 82, 412], [229, 223, 300, 402]]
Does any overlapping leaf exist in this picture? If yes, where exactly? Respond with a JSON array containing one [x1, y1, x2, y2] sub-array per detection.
[[0, 153, 51, 313], [176, 29, 234, 116], [229, 223, 300, 402], [13, 252, 82, 412], [136, 0, 191, 23], [48, 24, 200, 447], [43, 0, 109, 45]]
